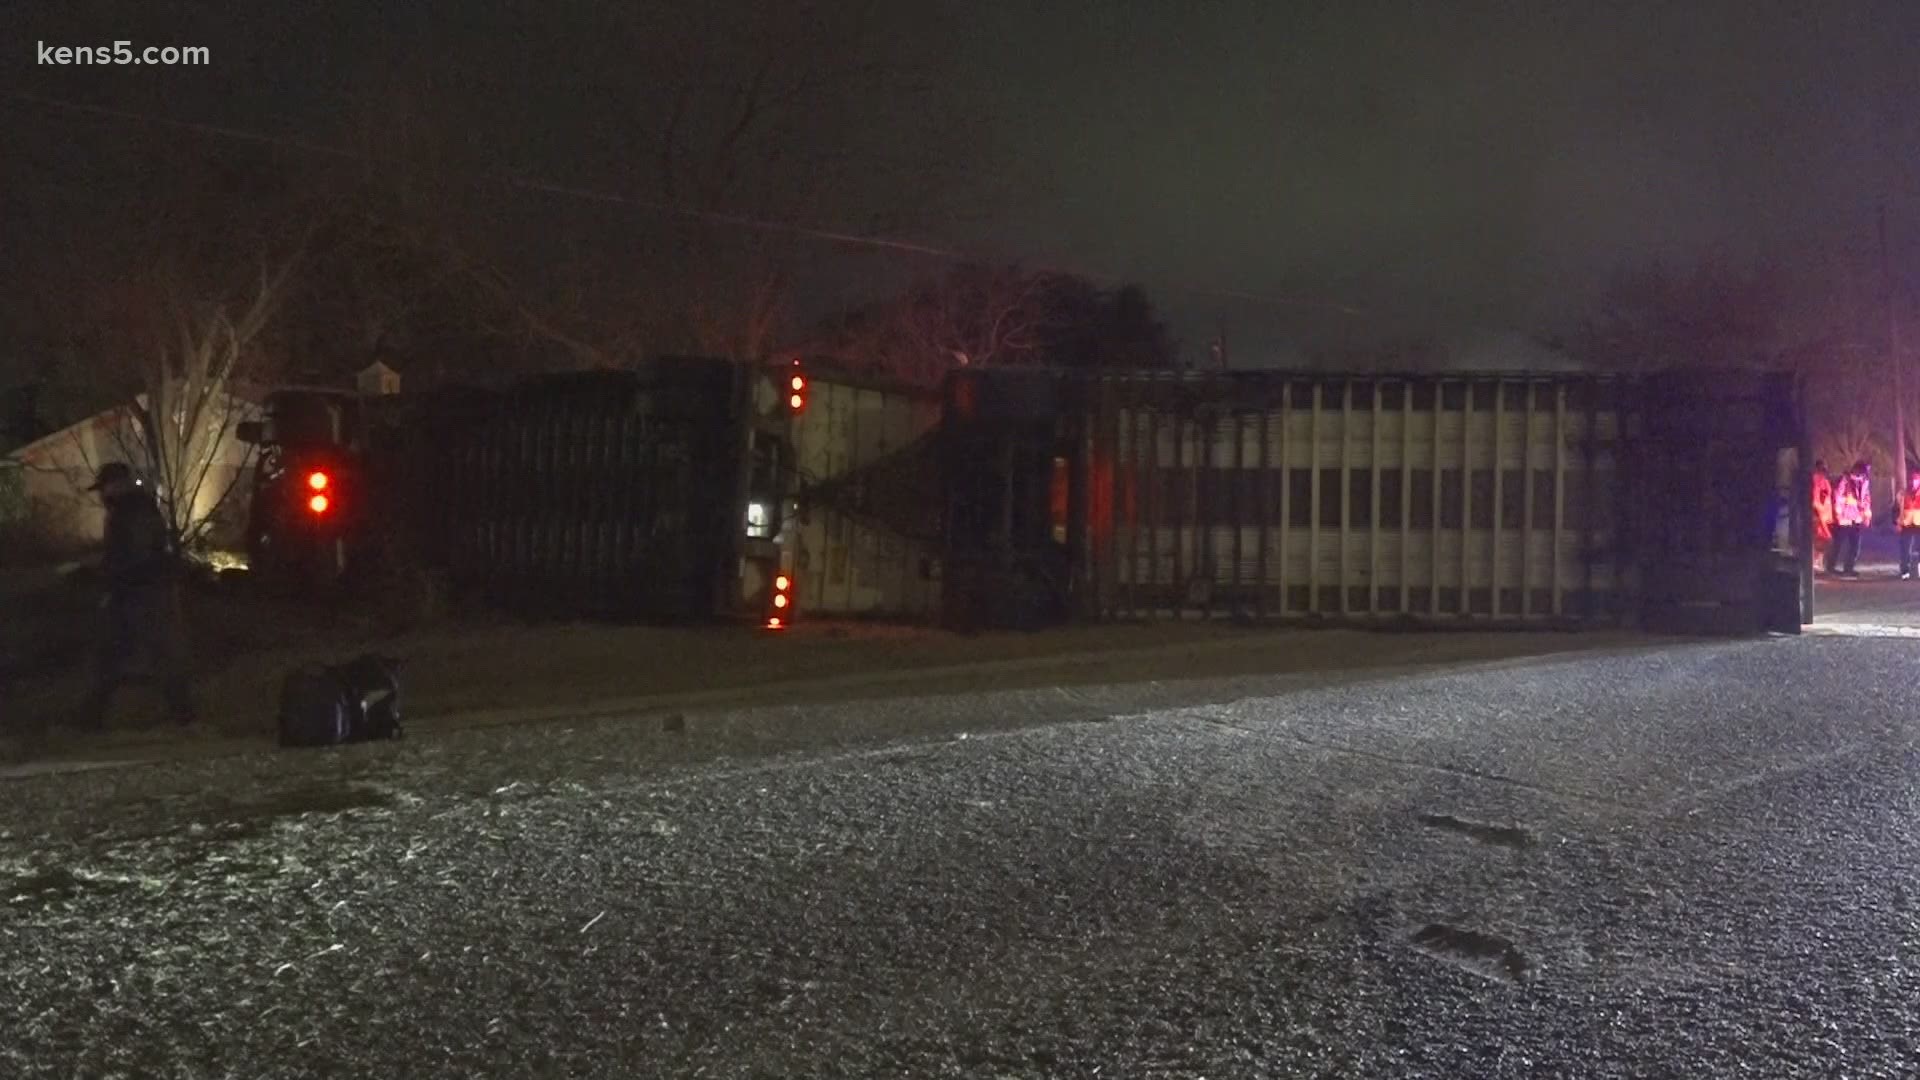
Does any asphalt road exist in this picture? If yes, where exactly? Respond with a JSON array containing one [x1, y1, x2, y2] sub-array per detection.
[[5, 623, 1920, 1078], [1813, 527, 1920, 631]]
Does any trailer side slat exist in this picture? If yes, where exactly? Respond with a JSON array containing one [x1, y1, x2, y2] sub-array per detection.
[[1308, 385, 1322, 615], [934, 368, 1793, 634]]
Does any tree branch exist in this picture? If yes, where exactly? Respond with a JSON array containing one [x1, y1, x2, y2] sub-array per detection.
[[661, 81, 691, 200], [708, 51, 778, 203]]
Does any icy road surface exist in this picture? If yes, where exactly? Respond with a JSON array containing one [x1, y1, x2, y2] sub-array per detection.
[[5, 636, 1920, 1078]]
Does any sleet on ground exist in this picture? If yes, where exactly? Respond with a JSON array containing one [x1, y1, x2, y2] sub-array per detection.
[[5, 631, 1919, 1078], [2, 559, 1633, 745]]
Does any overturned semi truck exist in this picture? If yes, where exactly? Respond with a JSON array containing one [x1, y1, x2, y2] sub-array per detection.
[[240, 357, 946, 626], [942, 367, 1811, 635]]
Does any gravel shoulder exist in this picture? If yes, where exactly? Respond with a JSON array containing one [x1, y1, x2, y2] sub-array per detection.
[[4, 633, 1915, 1077], [6, 616, 1658, 773]]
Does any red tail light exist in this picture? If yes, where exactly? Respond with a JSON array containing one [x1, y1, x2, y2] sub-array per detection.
[[307, 493, 331, 515], [307, 470, 330, 492], [766, 569, 795, 628], [787, 359, 807, 413]]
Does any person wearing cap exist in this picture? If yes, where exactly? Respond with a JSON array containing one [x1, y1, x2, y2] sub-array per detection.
[[80, 462, 195, 729]]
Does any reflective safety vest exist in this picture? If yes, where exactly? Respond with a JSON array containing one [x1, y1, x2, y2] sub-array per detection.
[[1900, 487, 1920, 529], [1812, 473, 1835, 526], [1835, 472, 1872, 527]]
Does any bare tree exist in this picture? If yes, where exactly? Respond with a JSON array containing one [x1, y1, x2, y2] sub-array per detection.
[[809, 265, 1179, 388], [230, 80, 614, 389], [316, 86, 577, 375], [285, 7, 987, 376], [588, 0, 978, 363], [114, 253, 301, 548], [25, 132, 319, 550], [816, 264, 1063, 386], [1576, 250, 1920, 503], [915, 266, 1066, 371], [1578, 255, 1789, 373]]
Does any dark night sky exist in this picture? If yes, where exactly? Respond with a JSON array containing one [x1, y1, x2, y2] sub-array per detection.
[[8, 0, 1920, 361]]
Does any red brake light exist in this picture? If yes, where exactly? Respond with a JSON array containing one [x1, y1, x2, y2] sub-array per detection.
[[307, 470, 330, 491], [307, 493, 330, 514], [789, 393, 804, 410], [790, 375, 805, 391], [768, 572, 794, 624], [768, 566, 795, 625]]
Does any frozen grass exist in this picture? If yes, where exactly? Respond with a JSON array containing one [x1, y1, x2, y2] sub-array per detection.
[[4, 566, 1649, 755]]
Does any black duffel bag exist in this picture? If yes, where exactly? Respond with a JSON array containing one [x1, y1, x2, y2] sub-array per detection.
[[278, 654, 404, 748]]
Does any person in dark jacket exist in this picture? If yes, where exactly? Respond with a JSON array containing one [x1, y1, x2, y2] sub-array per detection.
[[80, 462, 195, 729]]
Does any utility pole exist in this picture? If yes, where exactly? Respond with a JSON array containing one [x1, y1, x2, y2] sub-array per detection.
[[1882, 204, 1907, 496]]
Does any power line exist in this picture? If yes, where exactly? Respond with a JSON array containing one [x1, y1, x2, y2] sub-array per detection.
[[5, 90, 1365, 317], [497, 174, 959, 259], [8, 91, 358, 161], [6, 91, 948, 252]]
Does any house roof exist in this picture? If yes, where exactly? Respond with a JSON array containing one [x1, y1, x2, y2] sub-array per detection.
[[2, 409, 122, 467], [2, 386, 262, 467]]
